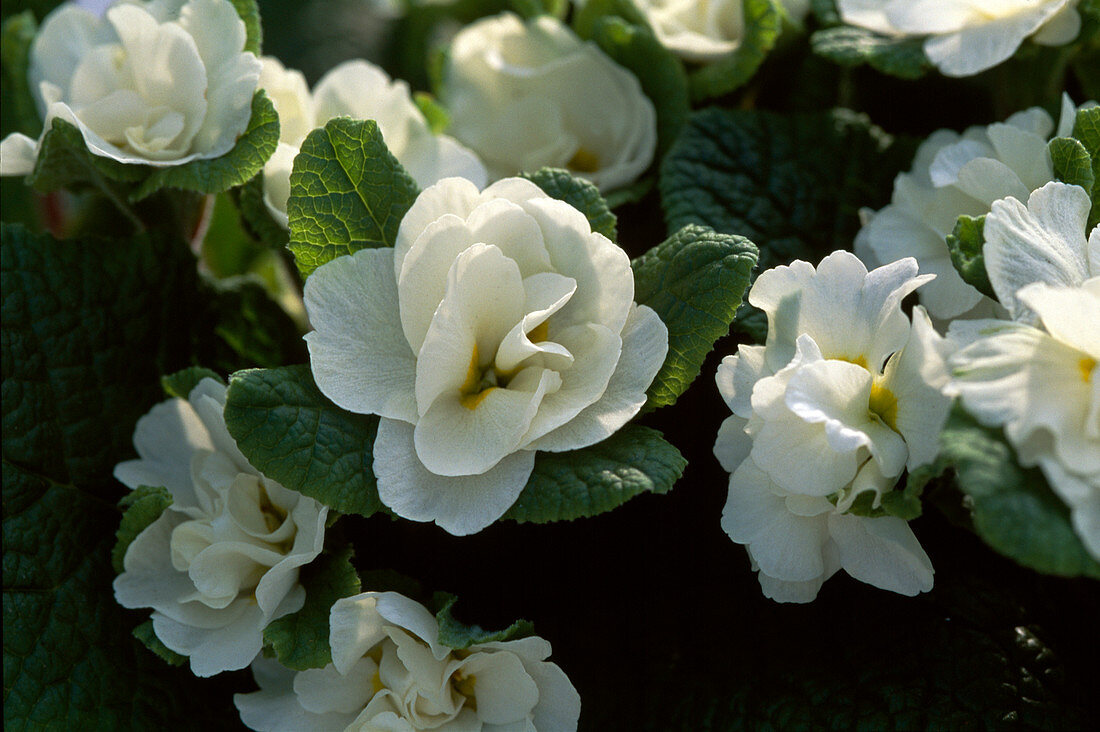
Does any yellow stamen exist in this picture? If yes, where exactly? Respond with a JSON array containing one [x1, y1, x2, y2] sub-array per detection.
[[371, 669, 384, 695], [459, 344, 496, 409], [868, 381, 899, 432], [568, 148, 600, 173], [840, 355, 868, 369], [1079, 357, 1096, 383], [453, 671, 477, 699], [529, 320, 549, 343]]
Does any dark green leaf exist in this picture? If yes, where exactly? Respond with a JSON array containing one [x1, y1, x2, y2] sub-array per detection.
[[945, 214, 995, 300], [810, 0, 841, 25], [160, 366, 223, 400], [1, 11, 39, 136], [206, 277, 308, 369], [287, 117, 420, 278], [812, 25, 932, 79], [224, 365, 384, 517], [229, 0, 263, 55], [233, 173, 289, 250], [632, 225, 758, 408], [112, 485, 173, 574], [1071, 105, 1100, 229], [521, 167, 617, 240], [264, 545, 362, 671], [432, 592, 534, 650], [132, 91, 280, 201], [27, 117, 148, 193], [911, 406, 1100, 579], [689, 0, 782, 101], [413, 91, 450, 135], [503, 425, 686, 522], [132, 620, 187, 667], [1049, 136, 1094, 193]]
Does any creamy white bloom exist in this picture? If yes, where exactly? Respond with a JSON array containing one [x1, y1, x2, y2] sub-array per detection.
[[439, 12, 657, 192], [837, 0, 1082, 77], [305, 176, 668, 535], [113, 378, 327, 677], [235, 591, 581, 731], [0, 0, 261, 175], [258, 57, 487, 229], [714, 251, 948, 602], [855, 96, 1086, 320]]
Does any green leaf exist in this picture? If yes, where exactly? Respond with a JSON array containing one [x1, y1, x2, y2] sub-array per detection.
[[112, 486, 173, 574], [432, 592, 535, 650], [576, 3, 690, 160], [413, 91, 451, 135], [1071, 105, 1100, 229], [945, 214, 995, 300], [810, 0, 841, 25], [264, 545, 362, 671], [1049, 136, 1095, 193], [811, 25, 932, 79], [233, 173, 289, 250], [503, 425, 686, 522], [912, 406, 1100, 579], [521, 167, 618, 240], [200, 192, 268, 278], [160, 366, 223, 400], [688, 0, 782, 101], [132, 90, 280, 201], [206, 277, 308, 369], [632, 224, 758, 409], [224, 365, 384, 517], [27, 117, 149, 191], [229, 0, 263, 55], [1, 11, 39, 137], [287, 117, 420, 278], [132, 619, 187, 667]]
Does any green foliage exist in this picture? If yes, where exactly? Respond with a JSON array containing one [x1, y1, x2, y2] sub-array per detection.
[[811, 26, 932, 80], [206, 277, 308, 369], [909, 407, 1100, 579], [287, 118, 420, 278], [27, 117, 149, 193], [1049, 136, 1095, 193], [264, 546, 362, 671], [503, 425, 686, 522], [132, 620, 187, 667], [234, 174, 289, 249], [229, 0, 263, 55], [945, 214, 995, 300], [1, 11, 39, 136], [432, 592, 535, 650], [224, 365, 385, 517], [1, 223, 239, 729], [112, 486, 173, 574], [521, 167, 618, 241], [688, 0, 782, 101], [132, 91, 280, 201], [840, 481, 923, 521], [632, 224, 758, 409], [1071, 105, 1100, 229], [575, 1, 690, 160], [160, 366, 223, 400], [413, 91, 451, 135]]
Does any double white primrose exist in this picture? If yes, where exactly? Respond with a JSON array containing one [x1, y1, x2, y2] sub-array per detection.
[[0, 0, 261, 175], [439, 12, 656, 192], [235, 591, 581, 731], [855, 96, 1084, 320], [949, 181, 1100, 559], [714, 251, 949, 602], [258, 57, 486, 229], [113, 378, 327, 677], [304, 177, 668, 536], [837, 0, 1082, 77]]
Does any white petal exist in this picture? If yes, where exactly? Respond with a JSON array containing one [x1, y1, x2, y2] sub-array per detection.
[[115, 396, 213, 506], [293, 659, 378, 714], [713, 415, 752, 473], [715, 345, 768, 418], [0, 133, 39, 176], [459, 652, 539, 724], [151, 602, 266, 676], [1020, 279, 1100, 357], [829, 513, 934, 596], [235, 657, 355, 732], [394, 177, 483, 279]]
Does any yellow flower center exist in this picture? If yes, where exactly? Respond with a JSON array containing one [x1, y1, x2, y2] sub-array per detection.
[[459, 344, 497, 410], [1080, 357, 1097, 383], [868, 381, 899, 432], [568, 147, 600, 173], [452, 669, 478, 701]]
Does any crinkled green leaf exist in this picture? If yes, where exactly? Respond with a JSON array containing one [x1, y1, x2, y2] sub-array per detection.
[[132, 619, 187, 667], [287, 117, 420, 278], [111, 485, 172, 574], [27, 117, 149, 194], [688, 0, 782, 101], [503, 425, 686, 522], [132, 91, 279, 201], [160, 366, 223, 400], [2, 11, 39, 137], [1049, 136, 1095, 194], [575, 2, 689, 160], [1071, 105, 1100, 229], [945, 214, 995, 300], [521, 167, 617, 240], [1, 223, 239, 729], [811, 25, 932, 79], [432, 592, 535, 650], [229, 0, 263, 55], [234, 173, 289, 249], [206, 277, 307, 369], [910, 406, 1100, 579], [224, 365, 384, 517], [632, 224, 758, 409], [264, 545, 362, 671]]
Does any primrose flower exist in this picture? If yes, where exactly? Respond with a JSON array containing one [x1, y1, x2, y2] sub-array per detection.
[[714, 251, 947, 602], [258, 57, 486, 229], [234, 591, 581, 731], [439, 12, 656, 192], [837, 0, 1082, 77], [113, 378, 327, 677], [948, 181, 1099, 559], [0, 0, 261, 175], [304, 176, 668, 535], [855, 96, 1084, 320]]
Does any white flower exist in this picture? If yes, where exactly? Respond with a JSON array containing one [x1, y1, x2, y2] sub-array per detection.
[[948, 182, 1099, 559], [0, 0, 261, 175], [439, 12, 657, 192], [234, 591, 581, 731], [837, 0, 1082, 77], [854, 96, 1086, 320], [714, 251, 948, 602], [258, 57, 487, 229], [112, 378, 327, 677], [304, 176, 668, 535]]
